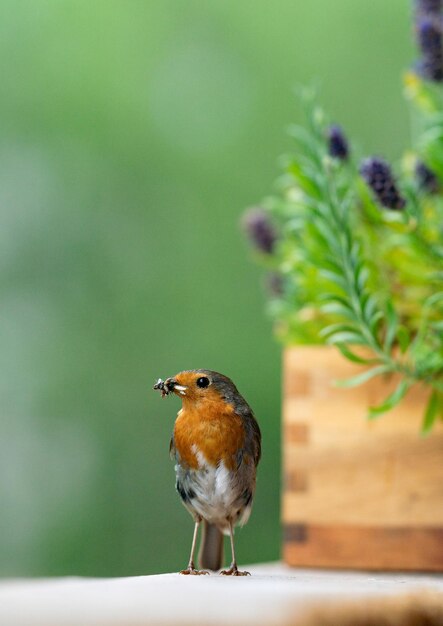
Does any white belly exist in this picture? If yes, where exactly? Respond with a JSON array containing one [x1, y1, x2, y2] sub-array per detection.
[[175, 446, 252, 532]]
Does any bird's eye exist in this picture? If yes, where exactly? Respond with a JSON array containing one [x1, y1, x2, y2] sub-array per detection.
[[196, 376, 210, 388]]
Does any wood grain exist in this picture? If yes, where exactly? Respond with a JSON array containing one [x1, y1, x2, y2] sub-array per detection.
[[282, 346, 443, 571], [284, 524, 443, 571]]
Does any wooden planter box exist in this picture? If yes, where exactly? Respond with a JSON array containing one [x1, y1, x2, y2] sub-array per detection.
[[282, 346, 443, 571]]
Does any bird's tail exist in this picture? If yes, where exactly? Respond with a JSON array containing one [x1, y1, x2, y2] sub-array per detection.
[[199, 521, 224, 571]]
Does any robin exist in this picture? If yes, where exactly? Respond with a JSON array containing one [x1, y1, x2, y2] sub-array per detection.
[[153, 369, 261, 576]]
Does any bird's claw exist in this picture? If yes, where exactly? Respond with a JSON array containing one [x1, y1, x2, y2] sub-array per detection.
[[220, 566, 250, 576], [179, 567, 209, 575]]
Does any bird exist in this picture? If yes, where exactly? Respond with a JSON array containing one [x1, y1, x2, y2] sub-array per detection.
[[153, 369, 261, 576]]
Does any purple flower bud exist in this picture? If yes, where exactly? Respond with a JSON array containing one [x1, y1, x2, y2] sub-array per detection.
[[242, 207, 277, 254], [265, 272, 284, 297], [360, 157, 406, 210], [416, 55, 443, 81], [415, 161, 440, 193], [417, 17, 442, 56], [415, 16, 443, 82], [415, 0, 442, 15], [327, 125, 349, 160]]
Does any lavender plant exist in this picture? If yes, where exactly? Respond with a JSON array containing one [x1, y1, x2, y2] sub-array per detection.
[[244, 3, 443, 432]]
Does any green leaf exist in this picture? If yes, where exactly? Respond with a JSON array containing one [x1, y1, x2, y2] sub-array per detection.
[[313, 221, 341, 251], [367, 379, 410, 419], [319, 269, 347, 291], [288, 124, 317, 153], [334, 364, 391, 388], [369, 310, 384, 336], [313, 201, 333, 220], [423, 291, 443, 309], [320, 302, 356, 320], [287, 162, 322, 197], [363, 295, 379, 323], [356, 264, 369, 291], [319, 323, 359, 338], [323, 256, 344, 274], [318, 293, 352, 307], [335, 343, 378, 365], [397, 325, 411, 353], [328, 331, 368, 345], [349, 242, 361, 265], [421, 390, 440, 435], [384, 300, 398, 352]]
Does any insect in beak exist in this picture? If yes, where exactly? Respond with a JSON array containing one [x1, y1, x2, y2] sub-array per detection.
[[153, 378, 169, 398], [153, 378, 187, 398]]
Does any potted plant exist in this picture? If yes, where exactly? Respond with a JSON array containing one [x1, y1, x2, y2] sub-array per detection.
[[244, 0, 443, 570]]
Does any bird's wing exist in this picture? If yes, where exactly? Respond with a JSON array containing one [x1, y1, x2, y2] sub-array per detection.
[[234, 407, 261, 467], [246, 413, 261, 466]]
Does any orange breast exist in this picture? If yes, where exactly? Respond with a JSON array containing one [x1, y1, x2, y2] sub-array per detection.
[[173, 397, 245, 471]]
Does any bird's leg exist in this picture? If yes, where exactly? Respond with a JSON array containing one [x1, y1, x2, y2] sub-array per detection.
[[220, 521, 250, 576], [180, 519, 209, 575]]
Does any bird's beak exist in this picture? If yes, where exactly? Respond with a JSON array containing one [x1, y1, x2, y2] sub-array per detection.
[[165, 378, 187, 396]]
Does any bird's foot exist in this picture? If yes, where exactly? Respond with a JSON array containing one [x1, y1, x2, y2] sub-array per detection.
[[220, 563, 250, 576], [179, 565, 209, 576]]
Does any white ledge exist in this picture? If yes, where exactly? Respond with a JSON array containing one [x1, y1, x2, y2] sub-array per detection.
[[1, 562, 443, 626]]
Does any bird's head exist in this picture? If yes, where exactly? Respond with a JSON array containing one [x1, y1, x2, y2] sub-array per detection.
[[153, 369, 247, 411]]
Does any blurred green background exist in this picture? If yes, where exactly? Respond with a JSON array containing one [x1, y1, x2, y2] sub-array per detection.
[[0, 0, 413, 576]]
